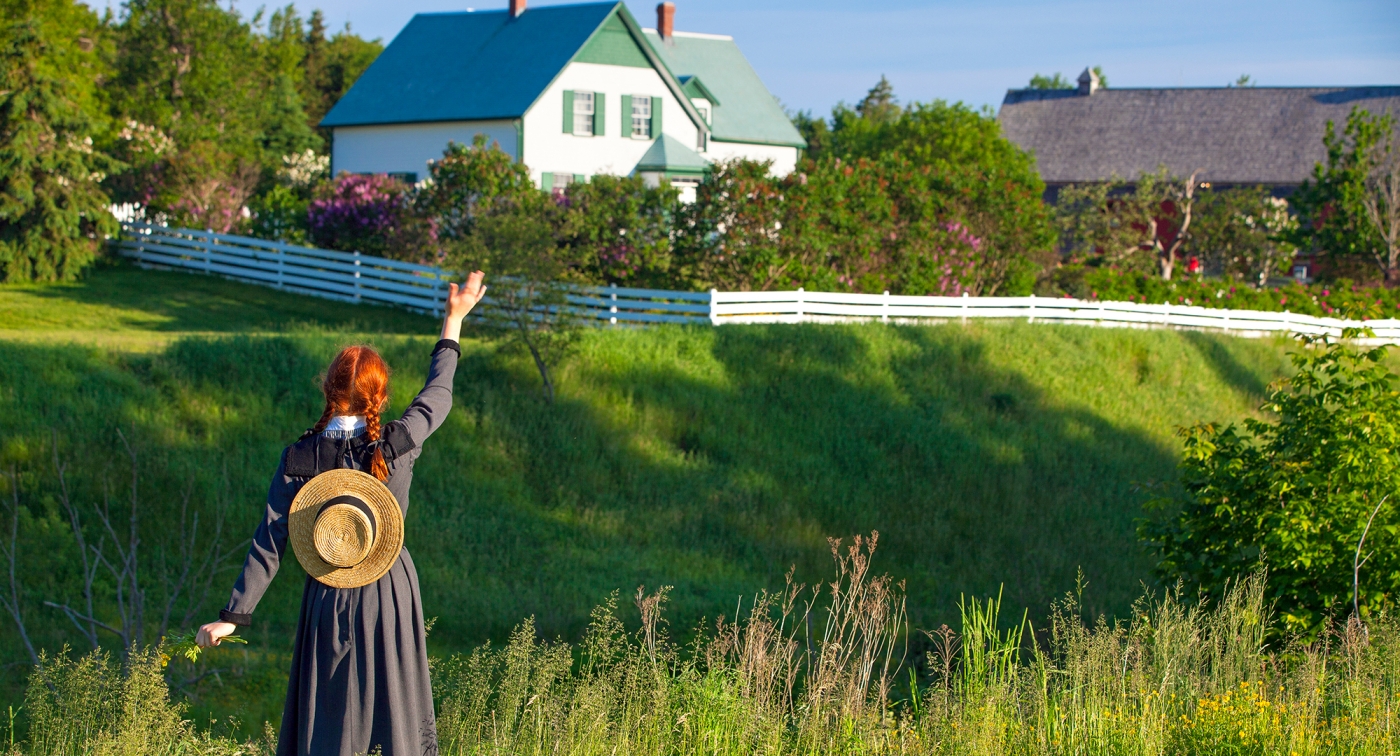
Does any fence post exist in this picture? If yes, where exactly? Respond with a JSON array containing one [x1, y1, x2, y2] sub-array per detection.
[[609, 283, 618, 326], [1283, 309, 1291, 336], [961, 291, 969, 325], [1028, 294, 1035, 324], [709, 289, 719, 326], [202, 231, 211, 275], [276, 248, 285, 290], [353, 251, 362, 303], [1222, 310, 1229, 333], [796, 287, 805, 323], [882, 290, 890, 324], [1163, 303, 1171, 327]]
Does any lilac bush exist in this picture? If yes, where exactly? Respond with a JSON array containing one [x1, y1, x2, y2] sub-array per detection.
[[308, 173, 436, 261]]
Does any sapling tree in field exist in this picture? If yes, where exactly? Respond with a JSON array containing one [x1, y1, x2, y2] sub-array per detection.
[[1360, 127, 1400, 282], [1189, 186, 1297, 286], [1142, 327, 1400, 636], [451, 191, 583, 404]]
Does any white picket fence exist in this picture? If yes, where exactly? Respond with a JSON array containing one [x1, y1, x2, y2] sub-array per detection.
[[114, 223, 1400, 342]]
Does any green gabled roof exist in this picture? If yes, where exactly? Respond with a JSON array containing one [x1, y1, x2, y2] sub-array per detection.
[[322, 2, 707, 133], [678, 76, 720, 105], [635, 134, 710, 174], [643, 31, 805, 148]]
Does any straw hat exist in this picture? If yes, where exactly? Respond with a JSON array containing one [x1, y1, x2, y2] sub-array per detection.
[[288, 469, 404, 589]]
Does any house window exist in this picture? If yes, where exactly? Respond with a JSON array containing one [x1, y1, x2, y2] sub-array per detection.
[[553, 173, 573, 189], [631, 95, 651, 138], [695, 106, 709, 124], [572, 92, 594, 136]]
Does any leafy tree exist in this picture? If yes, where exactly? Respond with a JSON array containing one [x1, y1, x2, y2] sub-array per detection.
[[1028, 72, 1072, 90], [673, 158, 787, 290], [298, 9, 381, 138], [448, 191, 581, 404], [559, 174, 677, 287], [416, 135, 535, 241], [0, 21, 117, 281], [1057, 167, 1202, 279], [1142, 330, 1400, 636], [1188, 186, 1296, 286], [1290, 108, 1398, 284]]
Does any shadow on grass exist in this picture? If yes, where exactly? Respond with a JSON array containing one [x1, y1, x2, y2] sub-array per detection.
[[0, 322, 1284, 732]]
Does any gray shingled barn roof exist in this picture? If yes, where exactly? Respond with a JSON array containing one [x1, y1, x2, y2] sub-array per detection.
[[998, 86, 1400, 187]]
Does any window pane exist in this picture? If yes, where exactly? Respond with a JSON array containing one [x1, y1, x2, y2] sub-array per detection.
[[573, 92, 594, 136], [631, 95, 651, 138]]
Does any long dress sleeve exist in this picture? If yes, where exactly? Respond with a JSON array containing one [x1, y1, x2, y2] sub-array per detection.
[[390, 339, 459, 452], [220, 453, 298, 626]]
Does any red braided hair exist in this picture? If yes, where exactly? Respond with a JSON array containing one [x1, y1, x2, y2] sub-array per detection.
[[314, 345, 391, 481]]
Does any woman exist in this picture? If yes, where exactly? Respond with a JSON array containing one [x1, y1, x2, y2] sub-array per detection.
[[197, 271, 487, 756]]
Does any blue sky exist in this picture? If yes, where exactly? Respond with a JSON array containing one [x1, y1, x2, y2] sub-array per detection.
[[230, 0, 1400, 114]]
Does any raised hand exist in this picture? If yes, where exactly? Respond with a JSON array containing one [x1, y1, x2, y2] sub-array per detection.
[[441, 271, 486, 341], [446, 270, 487, 321]]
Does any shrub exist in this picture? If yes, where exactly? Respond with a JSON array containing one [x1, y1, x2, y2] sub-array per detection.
[[1141, 330, 1400, 635], [308, 172, 435, 261]]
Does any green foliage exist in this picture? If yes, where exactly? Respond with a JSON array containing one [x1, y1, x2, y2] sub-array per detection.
[[1289, 108, 1398, 281], [417, 135, 535, 241], [673, 158, 787, 290], [163, 631, 245, 664], [1142, 331, 1400, 635], [1056, 167, 1200, 280], [296, 9, 382, 139], [246, 184, 309, 244], [1188, 186, 1296, 285], [560, 173, 678, 287], [1052, 265, 1400, 317], [0, 21, 117, 282], [1028, 72, 1072, 90]]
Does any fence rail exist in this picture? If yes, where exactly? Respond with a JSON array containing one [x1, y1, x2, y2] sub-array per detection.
[[114, 224, 1400, 341]]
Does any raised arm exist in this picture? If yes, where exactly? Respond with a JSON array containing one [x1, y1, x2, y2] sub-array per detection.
[[197, 453, 298, 647], [394, 272, 486, 446]]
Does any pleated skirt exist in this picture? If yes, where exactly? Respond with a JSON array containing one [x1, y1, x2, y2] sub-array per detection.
[[277, 549, 437, 756]]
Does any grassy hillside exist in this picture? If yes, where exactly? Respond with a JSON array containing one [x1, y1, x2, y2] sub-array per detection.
[[0, 264, 1297, 728]]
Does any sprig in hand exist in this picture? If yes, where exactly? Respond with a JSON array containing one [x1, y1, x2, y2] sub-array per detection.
[[164, 629, 247, 665]]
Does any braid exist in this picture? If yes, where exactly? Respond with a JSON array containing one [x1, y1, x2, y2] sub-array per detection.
[[365, 400, 389, 482], [310, 401, 335, 436]]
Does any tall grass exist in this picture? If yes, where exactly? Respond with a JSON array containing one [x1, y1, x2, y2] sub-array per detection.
[[426, 541, 1399, 756], [11, 537, 1396, 755]]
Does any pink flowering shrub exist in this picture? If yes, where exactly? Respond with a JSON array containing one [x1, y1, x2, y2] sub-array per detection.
[[309, 173, 437, 261]]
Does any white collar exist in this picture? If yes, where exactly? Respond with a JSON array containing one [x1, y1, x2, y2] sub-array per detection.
[[326, 415, 366, 432]]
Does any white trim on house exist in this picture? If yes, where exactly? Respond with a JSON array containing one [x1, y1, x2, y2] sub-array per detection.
[[640, 28, 734, 40]]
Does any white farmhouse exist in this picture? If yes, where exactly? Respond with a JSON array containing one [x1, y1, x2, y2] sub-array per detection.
[[321, 0, 805, 200]]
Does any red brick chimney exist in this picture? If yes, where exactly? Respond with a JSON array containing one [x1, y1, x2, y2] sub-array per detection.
[[657, 2, 674, 39], [509, 0, 525, 18]]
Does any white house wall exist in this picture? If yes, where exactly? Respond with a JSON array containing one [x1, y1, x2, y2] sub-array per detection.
[[331, 120, 519, 179], [523, 62, 701, 184], [707, 140, 799, 177]]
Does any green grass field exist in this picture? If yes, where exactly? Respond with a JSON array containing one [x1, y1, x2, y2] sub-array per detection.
[[0, 263, 1299, 730]]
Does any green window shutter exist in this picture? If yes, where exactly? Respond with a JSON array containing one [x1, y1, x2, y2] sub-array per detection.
[[574, 174, 586, 184], [620, 94, 632, 136], [593, 92, 605, 136], [650, 96, 662, 138], [562, 90, 574, 134], [541, 172, 554, 191]]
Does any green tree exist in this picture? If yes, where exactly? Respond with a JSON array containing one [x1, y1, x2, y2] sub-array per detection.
[[673, 158, 787, 290], [560, 174, 678, 287], [448, 191, 582, 404], [1290, 108, 1397, 284], [1142, 330, 1400, 636], [0, 21, 117, 281], [1057, 167, 1202, 279], [1188, 186, 1296, 286], [299, 9, 381, 139], [1028, 72, 1072, 90], [854, 75, 900, 125], [417, 135, 536, 241]]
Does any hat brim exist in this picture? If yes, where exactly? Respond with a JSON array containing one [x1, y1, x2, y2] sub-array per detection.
[[289, 468, 404, 589]]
